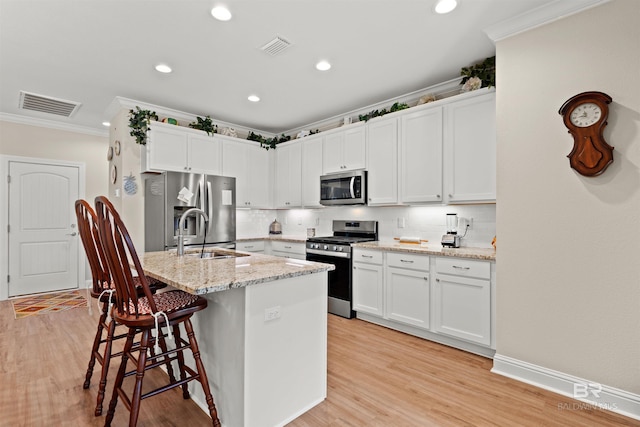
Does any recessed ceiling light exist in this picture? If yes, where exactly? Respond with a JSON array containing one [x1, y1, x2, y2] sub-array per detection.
[[102, 121, 110, 127], [248, 95, 260, 102], [155, 64, 172, 73], [316, 60, 331, 71], [434, 0, 458, 14], [211, 6, 232, 21]]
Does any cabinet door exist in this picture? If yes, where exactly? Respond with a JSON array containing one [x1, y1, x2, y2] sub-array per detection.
[[400, 107, 443, 203], [386, 267, 430, 329], [246, 143, 270, 208], [434, 274, 491, 346], [222, 139, 249, 206], [301, 136, 323, 207], [444, 91, 496, 203], [342, 126, 366, 171], [147, 124, 189, 172], [322, 132, 344, 174], [275, 142, 302, 208], [352, 262, 383, 316], [367, 117, 398, 205], [188, 134, 221, 175]]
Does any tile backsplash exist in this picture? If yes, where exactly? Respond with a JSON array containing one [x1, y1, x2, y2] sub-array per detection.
[[237, 204, 496, 248]]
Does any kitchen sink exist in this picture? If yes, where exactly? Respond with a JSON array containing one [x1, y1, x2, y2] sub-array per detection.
[[185, 251, 249, 260]]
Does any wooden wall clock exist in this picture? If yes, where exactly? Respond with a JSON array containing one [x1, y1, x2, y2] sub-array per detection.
[[559, 91, 613, 177]]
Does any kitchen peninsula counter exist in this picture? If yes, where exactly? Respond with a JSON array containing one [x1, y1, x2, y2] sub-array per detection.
[[141, 249, 332, 427], [141, 249, 334, 294], [352, 241, 496, 261]]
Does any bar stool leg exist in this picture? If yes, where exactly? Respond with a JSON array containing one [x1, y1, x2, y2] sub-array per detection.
[[95, 315, 116, 416], [84, 300, 108, 389], [128, 329, 151, 427], [184, 318, 221, 427], [105, 328, 136, 427], [172, 324, 190, 399]]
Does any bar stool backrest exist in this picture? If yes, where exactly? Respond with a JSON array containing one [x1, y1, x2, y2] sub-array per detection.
[[75, 199, 111, 297], [94, 196, 158, 317]]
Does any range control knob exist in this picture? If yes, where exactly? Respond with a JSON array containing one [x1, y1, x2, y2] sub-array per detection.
[[332, 246, 337, 251], [323, 245, 328, 250], [336, 246, 344, 252]]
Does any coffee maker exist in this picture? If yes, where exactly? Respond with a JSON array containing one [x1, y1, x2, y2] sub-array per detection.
[[441, 213, 461, 248]]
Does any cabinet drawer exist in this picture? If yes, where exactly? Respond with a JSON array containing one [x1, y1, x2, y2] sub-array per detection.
[[236, 240, 265, 252], [387, 252, 429, 271], [352, 249, 383, 265], [436, 257, 490, 279], [271, 240, 305, 255]]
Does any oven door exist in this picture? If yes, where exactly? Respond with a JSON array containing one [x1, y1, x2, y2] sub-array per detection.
[[306, 252, 354, 318]]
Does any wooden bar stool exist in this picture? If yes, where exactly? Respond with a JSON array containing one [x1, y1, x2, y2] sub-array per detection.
[[94, 196, 221, 427], [75, 200, 172, 416]]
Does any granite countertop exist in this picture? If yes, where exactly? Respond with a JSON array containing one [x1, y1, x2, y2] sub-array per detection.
[[141, 249, 334, 295], [237, 235, 307, 243], [352, 241, 496, 261]]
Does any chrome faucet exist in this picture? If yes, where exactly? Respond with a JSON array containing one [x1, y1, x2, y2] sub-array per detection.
[[177, 208, 209, 256]]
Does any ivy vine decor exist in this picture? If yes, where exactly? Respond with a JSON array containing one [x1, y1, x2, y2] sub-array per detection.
[[460, 55, 496, 89], [358, 102, 409, 122], [128, 107, 158, 145], [189, 115, 218, 136], [247, 131, 291, 150]]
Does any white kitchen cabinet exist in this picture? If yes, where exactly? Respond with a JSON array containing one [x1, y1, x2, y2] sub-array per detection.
[[366, 117, 398, 205], [236, 240, 265, 253], [385, 252, 430, 329], [400, 106, 443, 203], [322, 124, 366, 174], [142, 121, 221, 174], [352, 249, 384, 317], [434, 257, 491, 346], [274, 141, 302, 208], [443, 90, 496, 203], [221, 137, 270, 209], [269, 241, 306, 260], [301, 135, 323, 208]]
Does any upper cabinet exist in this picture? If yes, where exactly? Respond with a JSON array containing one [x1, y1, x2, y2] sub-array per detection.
[[367, 116, 398, 205], [301, 134, 324, 208], [221, 137, 270, 209], [443, 91, 496, 203], [400, 107, 443, 204], [274, 141, 302, 208], [142, 121, 221, 175], [322, 124, 366, 174]]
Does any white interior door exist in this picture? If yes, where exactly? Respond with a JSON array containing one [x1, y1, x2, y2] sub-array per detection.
[[8, 161, 80, 297]]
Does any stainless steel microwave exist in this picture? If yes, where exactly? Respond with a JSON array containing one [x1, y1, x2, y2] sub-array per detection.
[[320, 170, 367, 206]]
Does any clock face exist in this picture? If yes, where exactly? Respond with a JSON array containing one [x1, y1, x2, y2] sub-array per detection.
[[570, 102, 602, 127]]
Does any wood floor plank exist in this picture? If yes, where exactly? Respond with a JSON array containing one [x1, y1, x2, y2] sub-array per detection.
[[0, 299, 636, 426]]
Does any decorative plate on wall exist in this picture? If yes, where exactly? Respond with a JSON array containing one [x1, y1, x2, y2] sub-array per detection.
[[107, 146, 113, 161], [110, 164, 117, 184], [114, 140, 121, 156]]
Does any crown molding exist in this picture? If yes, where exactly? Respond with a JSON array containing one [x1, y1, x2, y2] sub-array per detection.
[[0, 113, 108, 137], [484, 0, 612, 43]]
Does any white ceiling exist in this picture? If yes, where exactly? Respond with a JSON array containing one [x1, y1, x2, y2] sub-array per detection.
[[0, 0, 566, 135]]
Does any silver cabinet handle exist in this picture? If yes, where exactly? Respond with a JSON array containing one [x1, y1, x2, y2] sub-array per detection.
[[453, 265, 470, 270], [400, 259, 414, 263], [66, 232, 77, 236], [361, 255, 373, 258], [436, 194, 441, 198], [284, 246, 292, 249], [245, 245, 254, 249], [436, 278, 440, 282], [423, 277, 428, 281]]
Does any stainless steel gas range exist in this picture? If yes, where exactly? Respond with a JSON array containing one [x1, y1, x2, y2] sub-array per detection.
[[305, 220, 378, 318]]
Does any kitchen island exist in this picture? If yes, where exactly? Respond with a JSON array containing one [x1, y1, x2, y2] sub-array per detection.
[[140, 249, 334, 427]]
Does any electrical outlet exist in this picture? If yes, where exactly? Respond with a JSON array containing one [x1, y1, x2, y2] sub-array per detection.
[[468, 217, 473, 229], [397, 217, 405, 228], [315, 218, 320, 226], [264, 306, 281, 322]]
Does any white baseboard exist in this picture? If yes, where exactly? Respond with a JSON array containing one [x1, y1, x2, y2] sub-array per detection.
[[492, 354, 640, 421]]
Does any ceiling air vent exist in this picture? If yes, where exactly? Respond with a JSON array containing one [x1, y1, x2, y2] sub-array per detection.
[[19, 91, 81, 117], [259, 36, 292, 56]]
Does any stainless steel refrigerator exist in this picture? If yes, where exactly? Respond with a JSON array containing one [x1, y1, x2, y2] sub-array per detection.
[[144, 172, 236, 252]]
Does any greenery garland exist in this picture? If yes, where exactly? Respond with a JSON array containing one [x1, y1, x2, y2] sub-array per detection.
[[128, 107, 158, 145], [189, 116, 218, 136], [460, 56, 496, 88]]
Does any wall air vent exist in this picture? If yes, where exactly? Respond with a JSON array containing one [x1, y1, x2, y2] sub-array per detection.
[[259, 36, 292, 56], [19, 91, 81, 117]]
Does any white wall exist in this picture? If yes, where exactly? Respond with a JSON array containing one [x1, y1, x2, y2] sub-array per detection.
[[496, 0, 640, 394]]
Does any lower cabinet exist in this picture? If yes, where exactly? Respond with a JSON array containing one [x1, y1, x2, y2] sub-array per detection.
[[352, 248, 494, 354], [269, 241, 306, 260], [236, 240, 265, 254], [352, 249, 384, 316]]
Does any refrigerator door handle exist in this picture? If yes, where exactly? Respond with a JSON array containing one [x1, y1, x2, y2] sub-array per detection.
[[207, 179, 213, 232]]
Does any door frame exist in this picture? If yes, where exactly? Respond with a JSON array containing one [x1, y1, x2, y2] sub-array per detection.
[[0, 155, 86, 301]]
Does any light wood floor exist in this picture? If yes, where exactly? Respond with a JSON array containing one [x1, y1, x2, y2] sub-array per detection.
[[0, 296, 636, 426]]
